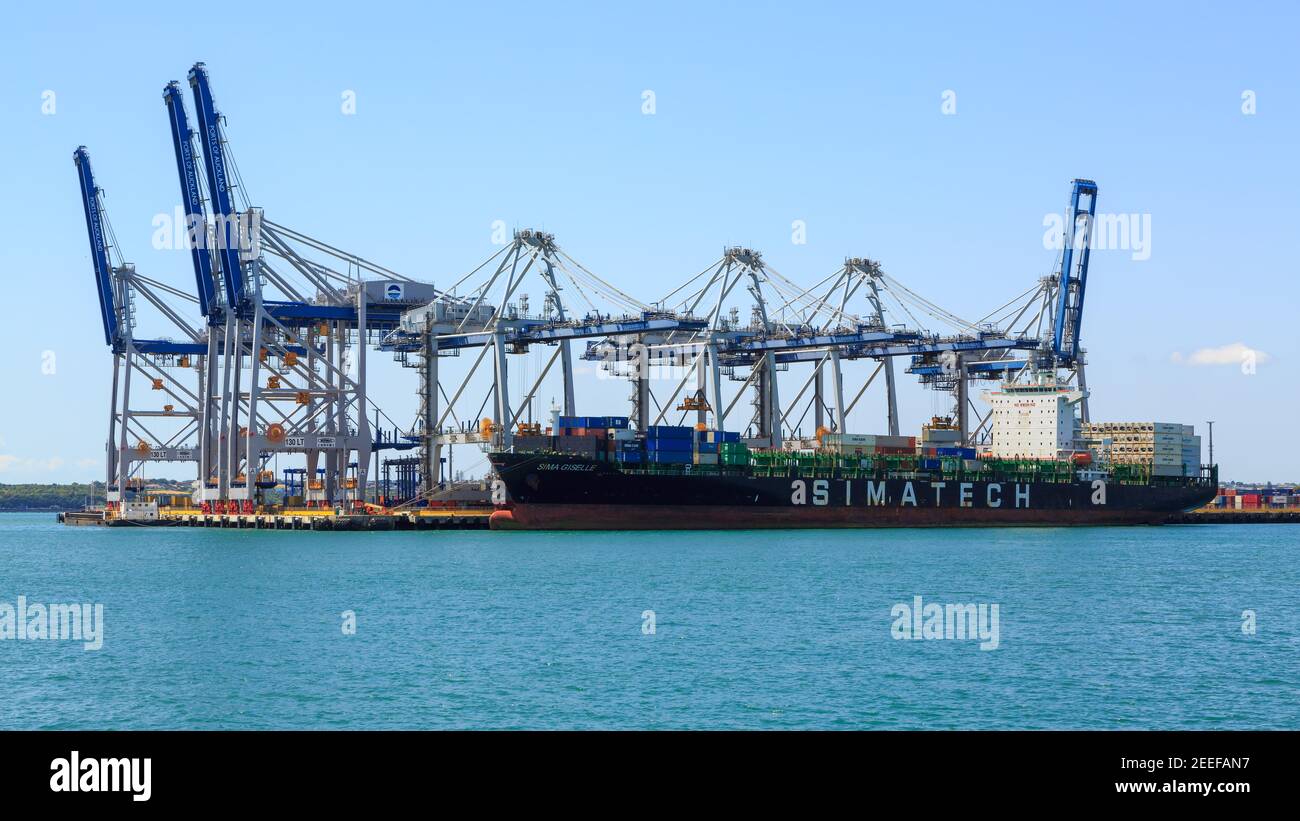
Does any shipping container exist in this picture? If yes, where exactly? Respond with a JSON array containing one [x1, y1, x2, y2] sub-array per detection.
[[647, 425, 693, 440], [513, 435, 553, 451], [934, 447, 972, 457], [646, 437, 692, 453], [874, 435, 916, 449], [822, 433, 876, 446], [647, 451, 692, 464], [555, 435, 600, 454]]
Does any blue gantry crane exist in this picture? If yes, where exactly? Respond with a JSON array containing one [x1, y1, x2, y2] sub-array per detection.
[[75, 146, 209, 506], [162, 63, 438, 509], [1052, 178, 1098, 366]]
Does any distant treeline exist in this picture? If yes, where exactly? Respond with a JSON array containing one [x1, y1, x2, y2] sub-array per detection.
[[0, 480, 191, 511]]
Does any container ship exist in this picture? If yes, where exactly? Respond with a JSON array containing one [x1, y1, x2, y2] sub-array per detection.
[[487, 377, 1217, 530]]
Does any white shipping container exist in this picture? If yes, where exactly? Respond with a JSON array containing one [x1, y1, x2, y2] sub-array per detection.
[[823, 433, 876, 446], [826, 443, 876, 455], [921, 429, 962, 444], [784, 438, 820, 451]]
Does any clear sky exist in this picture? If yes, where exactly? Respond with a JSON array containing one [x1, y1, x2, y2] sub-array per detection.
[[1, 1, 1296, 483]]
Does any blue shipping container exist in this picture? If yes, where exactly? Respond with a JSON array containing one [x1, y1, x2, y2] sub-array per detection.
[[648, 451, 692, 464], [647, 425, 693, 439], [697, 442, 718, 453], [936, 447, 976, 458], [608, 417, 630, 429], [646, 438, 692, 452]]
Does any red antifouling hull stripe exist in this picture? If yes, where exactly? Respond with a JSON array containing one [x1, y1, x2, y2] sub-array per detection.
[[489, 504, 1166, 530]]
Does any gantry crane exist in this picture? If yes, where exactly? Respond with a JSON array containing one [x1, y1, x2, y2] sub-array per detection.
[[75, 147, 209, 506], [165, 63, 435, 510]]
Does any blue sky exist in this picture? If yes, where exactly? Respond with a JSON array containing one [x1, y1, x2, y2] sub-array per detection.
[[1, 0, 1296, 483]]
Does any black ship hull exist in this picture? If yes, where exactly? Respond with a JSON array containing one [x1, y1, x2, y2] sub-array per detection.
[[487, 451, 1216, 531]]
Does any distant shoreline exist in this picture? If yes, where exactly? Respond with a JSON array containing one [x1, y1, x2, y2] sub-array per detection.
[[0, 481, 190, 513]]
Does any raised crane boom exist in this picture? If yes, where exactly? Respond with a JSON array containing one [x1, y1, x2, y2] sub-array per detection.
[[187, 62, 245, 309], [163, 81, 219, 321], [1051, 178, 1098, 364], [73, 146, 120, 348]]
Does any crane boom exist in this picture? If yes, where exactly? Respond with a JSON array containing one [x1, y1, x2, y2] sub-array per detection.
[[163, 81, 219, 321], [73, 146, 119, 347], [187, 62, 245, 309], [1051, 178, 1098, 363]]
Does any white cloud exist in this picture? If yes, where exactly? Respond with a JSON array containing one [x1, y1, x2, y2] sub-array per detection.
[[1170, 342, 1270, 367], [0, 455, 66, 473]]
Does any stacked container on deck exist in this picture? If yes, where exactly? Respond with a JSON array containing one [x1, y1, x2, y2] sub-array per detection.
[[720, 440, 751, 466], [645, 425, 693, 465], [1082, 421, 1202, 478], [554, 415, 631, 461], [916, 421, 978, 472]]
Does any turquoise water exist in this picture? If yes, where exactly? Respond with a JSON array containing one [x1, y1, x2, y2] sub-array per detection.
[[0, 512, 1295, 729]]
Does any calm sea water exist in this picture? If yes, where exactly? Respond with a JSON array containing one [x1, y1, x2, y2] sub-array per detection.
[[0, 512, 1295, 729]]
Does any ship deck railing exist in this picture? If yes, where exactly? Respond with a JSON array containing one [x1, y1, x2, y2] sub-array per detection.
[[513, 450, 1216, 488]]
